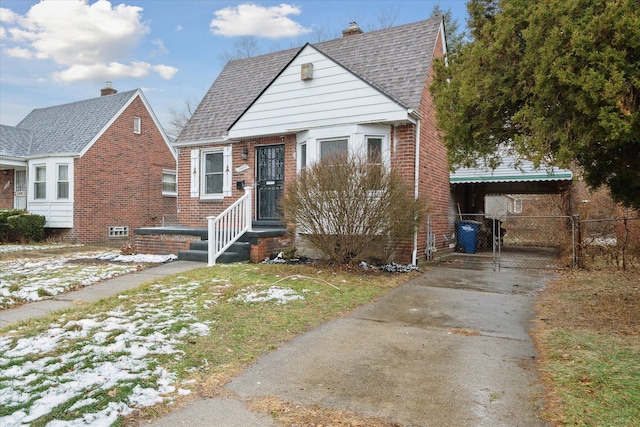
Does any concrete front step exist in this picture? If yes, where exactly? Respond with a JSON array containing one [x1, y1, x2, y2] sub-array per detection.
[[178, 241, 251, 263], [176, 226, 287, 264]]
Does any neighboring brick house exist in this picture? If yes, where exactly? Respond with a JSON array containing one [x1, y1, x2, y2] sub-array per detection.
[[0, 85, 177, 243], [173, 17, 451, 263]]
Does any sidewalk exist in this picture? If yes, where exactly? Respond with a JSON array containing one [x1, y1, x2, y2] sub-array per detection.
[[0, 260, 203, 327]]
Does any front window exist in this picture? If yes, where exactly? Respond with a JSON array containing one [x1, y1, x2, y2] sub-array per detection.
[[162, 170, 177, 196], [57, 164, 69, 199], [203, 151, 224, 195], [34, 165, 46, 199], [299, 143, 307, 171], [367, 137, 383, 188], [320, 138, 348, 160], [133, 116, 141, 134]]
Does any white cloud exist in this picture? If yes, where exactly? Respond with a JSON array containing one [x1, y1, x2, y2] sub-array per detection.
[[2, 0, 177, 82], [0, 26, 7, 40], [150, 39, 168, 57], [53, 61, 178, 83], [211, 3, 311, 39], [0, 7, 18, 23], [5, 46, 32, 59]]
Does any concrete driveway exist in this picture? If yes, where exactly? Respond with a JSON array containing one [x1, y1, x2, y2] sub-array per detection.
[[153, 263, 552, 427]]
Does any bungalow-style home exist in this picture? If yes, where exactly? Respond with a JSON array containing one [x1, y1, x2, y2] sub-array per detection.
[[137, 17, 452, 264], [0, 84, 177, 243]]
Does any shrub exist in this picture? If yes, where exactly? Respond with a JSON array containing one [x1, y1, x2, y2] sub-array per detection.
[[0, 209, 26, 242], [7, 213, 46, 242], [281, 151, 425, 265]]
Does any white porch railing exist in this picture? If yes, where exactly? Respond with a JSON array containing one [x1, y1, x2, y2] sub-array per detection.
[[207, 187, 253, 266]]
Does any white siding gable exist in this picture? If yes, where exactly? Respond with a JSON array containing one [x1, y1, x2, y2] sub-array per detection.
[[229, 45, 410, 139]]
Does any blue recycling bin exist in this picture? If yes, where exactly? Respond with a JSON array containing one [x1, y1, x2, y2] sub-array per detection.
[[455, 220, 481, 254]]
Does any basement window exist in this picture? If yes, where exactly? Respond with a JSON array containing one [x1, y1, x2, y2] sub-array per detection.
[[108, 226, 129, 238]]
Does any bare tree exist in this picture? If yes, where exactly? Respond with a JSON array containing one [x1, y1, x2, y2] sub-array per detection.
[[167, 98, 198, 138], [218, 36, 262, 64], [367, 4, 400, 31]]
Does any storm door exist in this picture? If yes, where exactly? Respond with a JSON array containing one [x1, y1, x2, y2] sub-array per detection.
[[256, 145, 284, 221], [14, 169, 26, 210]]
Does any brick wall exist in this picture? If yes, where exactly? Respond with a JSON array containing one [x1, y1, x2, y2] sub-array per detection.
[[249, 234, 293, 263], [416, 28, 452, 255], [177, 135, 296, 225], [70, 96, 176, 243], [135, 233, 197, 255], [0, 170, 14, 209]]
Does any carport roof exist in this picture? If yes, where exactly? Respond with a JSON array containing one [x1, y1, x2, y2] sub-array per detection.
[[450, 158, 573, 184]]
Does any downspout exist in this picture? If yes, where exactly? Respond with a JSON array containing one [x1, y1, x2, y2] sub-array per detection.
[[409, 110, 422, 266]]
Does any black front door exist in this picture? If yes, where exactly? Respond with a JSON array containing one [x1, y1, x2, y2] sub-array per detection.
[[256, 145, 285, 221]]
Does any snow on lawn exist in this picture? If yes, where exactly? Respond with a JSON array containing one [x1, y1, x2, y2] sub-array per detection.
[[0, 277, 309, 426], [0, 251, 177, 310], [0, 279, 211, 426], [0, 243, 82, 254]]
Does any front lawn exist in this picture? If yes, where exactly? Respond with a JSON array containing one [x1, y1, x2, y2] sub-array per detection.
[[1, 262, 414, 426]]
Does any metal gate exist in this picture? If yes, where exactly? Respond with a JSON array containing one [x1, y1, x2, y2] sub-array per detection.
[[427, 214, 577, 270], [256, 145, 284, 221]]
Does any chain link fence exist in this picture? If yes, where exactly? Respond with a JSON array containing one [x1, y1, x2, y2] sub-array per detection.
[[427, 213, 640, 271], [579, 216, 640, 270], [427, 214, 576, 270]]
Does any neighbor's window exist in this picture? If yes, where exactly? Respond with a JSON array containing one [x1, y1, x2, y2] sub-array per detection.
[[320, 138, 348, 160], [203, 151, 224, 196], [162, 170, 177, 196], [57, 164, 69, 199], [133, 116, 141, 134], [34, 165, 46, 199]]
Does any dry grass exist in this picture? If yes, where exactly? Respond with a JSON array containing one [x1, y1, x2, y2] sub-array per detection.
[[249, 396, 402, 427], [532, 269, 640, 426]]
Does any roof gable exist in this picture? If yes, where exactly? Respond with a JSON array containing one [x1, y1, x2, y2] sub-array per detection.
[[15, 89, 139, 156], [229, 44, 410, 139], [177, 17, 443, 144]]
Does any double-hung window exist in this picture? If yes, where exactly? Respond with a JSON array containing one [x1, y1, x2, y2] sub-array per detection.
[[162, 170, 177, 196], [299, 143, 307, 171], [366, 137, 384, 189], [320, 138, 348, 160], [203, 151, 224, 197], [34, 165, 46, 199], [57, 164, 69, 199]]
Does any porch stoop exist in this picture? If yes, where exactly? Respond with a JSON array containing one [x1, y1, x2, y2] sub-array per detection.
[[177, 226, 288, 263]]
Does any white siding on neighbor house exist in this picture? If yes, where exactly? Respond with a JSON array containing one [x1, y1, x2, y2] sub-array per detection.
[[27, 157, 74, 228], [229, 45, 411, 139]]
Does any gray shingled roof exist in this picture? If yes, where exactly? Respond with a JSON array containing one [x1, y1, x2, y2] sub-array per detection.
[[0, 125, 33, 158], [1, 89, 139, 158], [178, 17, 442, 143]]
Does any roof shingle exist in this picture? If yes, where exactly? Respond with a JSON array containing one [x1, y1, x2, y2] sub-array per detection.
[[178, 17, 442, 143], [1, 90, 139, 158]]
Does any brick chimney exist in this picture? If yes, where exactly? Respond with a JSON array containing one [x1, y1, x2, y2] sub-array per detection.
[[342, 21, 363, 37], [100, 82, 117, 96]]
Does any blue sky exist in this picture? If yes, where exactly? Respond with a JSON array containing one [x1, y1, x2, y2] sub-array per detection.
[[0, 0, 468, 135]]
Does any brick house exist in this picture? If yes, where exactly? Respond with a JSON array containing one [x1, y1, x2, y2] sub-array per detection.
[[0, 85, 177, 243], [160, 17, 451, 264]]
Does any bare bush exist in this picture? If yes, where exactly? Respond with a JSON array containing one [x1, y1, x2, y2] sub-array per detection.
[[281, 152, 424, 265]]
